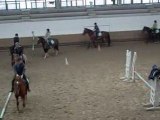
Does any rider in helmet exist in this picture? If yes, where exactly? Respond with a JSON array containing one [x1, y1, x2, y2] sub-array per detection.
[[148, 65, 160, 80], [13, 33, 20, 46], [94, 22, 100, 39], [10, 56, 30, 92], [44, 28, 52, 45], [151, 20, 158, 33]]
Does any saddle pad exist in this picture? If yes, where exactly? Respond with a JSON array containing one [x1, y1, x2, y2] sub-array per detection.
[[50, 40, 55, 44], [98, 32, 102, 36], [156, 29, 159, 33]]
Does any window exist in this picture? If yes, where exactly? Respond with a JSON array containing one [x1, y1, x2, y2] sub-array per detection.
[[123, 0, 131, 4], [95, 0, 105, 5], [61, 0, 67, 7], [0, 1, 6, 10], [106, 0, 114, 5], [18, 0, 26, 9], [85, 0, 94, 7], [133, 0, 141, 3], [142, 0, 151, 3], [6, 0, 17, 9]]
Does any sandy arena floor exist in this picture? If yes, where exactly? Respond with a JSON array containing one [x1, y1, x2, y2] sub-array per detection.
[[0, 41, 160, 120]]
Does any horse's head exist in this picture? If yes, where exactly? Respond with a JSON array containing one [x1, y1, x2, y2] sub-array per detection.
[[82, 28, 94, 36], [143, 26, 152, 33], [37, 37, 45, 45], [82, 28, 87, 35], [15, 74, 23, 82], [14, 74, 23, 92]]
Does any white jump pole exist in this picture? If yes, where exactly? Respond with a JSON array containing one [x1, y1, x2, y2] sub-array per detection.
[[0, 92, 12, 120], [32, 31, 35, 51], [131, 52, 137, 81], [65, 57, 69, 65], [134, 71, 155, 91], [120, 50, 132, 81]]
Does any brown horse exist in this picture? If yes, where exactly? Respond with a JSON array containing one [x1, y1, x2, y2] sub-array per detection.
[[9, 46, 27, 66], [14, 74, 27, 111], [37, 37, 59, 59], [82, 28, 111, 48]]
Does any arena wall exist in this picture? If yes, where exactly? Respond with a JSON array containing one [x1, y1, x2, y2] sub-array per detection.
[[0, 12, 158, 47]]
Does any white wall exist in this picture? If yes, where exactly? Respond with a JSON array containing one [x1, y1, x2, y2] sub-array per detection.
[[0, 13, 160, 39]]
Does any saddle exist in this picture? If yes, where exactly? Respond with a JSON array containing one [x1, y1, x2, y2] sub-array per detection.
[[47, 38, 55, 47]]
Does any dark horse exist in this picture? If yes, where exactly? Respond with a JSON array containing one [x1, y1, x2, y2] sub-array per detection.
[[142, 26, 159, 43], [14, 74, 27, 111], [82, 28, 111, 48], [9, 45, 26, 66], [37, 37, 59, 59]]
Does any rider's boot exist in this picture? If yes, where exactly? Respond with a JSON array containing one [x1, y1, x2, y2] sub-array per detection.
[[23, 74, 31, 92]]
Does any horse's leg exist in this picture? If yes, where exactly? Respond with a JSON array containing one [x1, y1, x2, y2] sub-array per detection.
[[22, 97, 26, 108], [87, 41, 90, 49], [92, 40, 96, 48], [55, 50, 58, 56], [54, 46, 59, 56], [44, 49, 49, 59], [107, 38, 111, 46], [94, 41, 97, 48], [16, 96, 19, 111], [44, 52, 48, 59], [97, 43, 101, 51]]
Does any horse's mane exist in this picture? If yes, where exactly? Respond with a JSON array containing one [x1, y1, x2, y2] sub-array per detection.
[[38, 36, 45, 40], [143, 26, 152, 32], [85, 28, 93, 31]]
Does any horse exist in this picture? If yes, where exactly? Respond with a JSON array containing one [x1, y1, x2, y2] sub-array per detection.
[[37, 37, 59, 59], [14, 74, 27, 111], [9, 45, 27, 66], [142, 26, 159, 43], [82, 28, 111, 48]]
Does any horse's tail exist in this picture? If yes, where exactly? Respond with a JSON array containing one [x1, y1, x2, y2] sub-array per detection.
[[9, 46, 14, 55], [107, 32, 111, 46], [102, 31, 111, 46]]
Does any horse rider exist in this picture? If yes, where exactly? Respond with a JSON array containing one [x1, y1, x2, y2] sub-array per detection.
[[11, 56, 30, 92], [148, 65, 160, 80], [13, 33, 20, 46], [10, 34, 20, 54], [151, 20, 158, 33], [44, 28, 52, 46], [94, 22, 100, 39]]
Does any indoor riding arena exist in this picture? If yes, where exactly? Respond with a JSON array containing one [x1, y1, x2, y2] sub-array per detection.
[[1, 0, 160, 120]]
